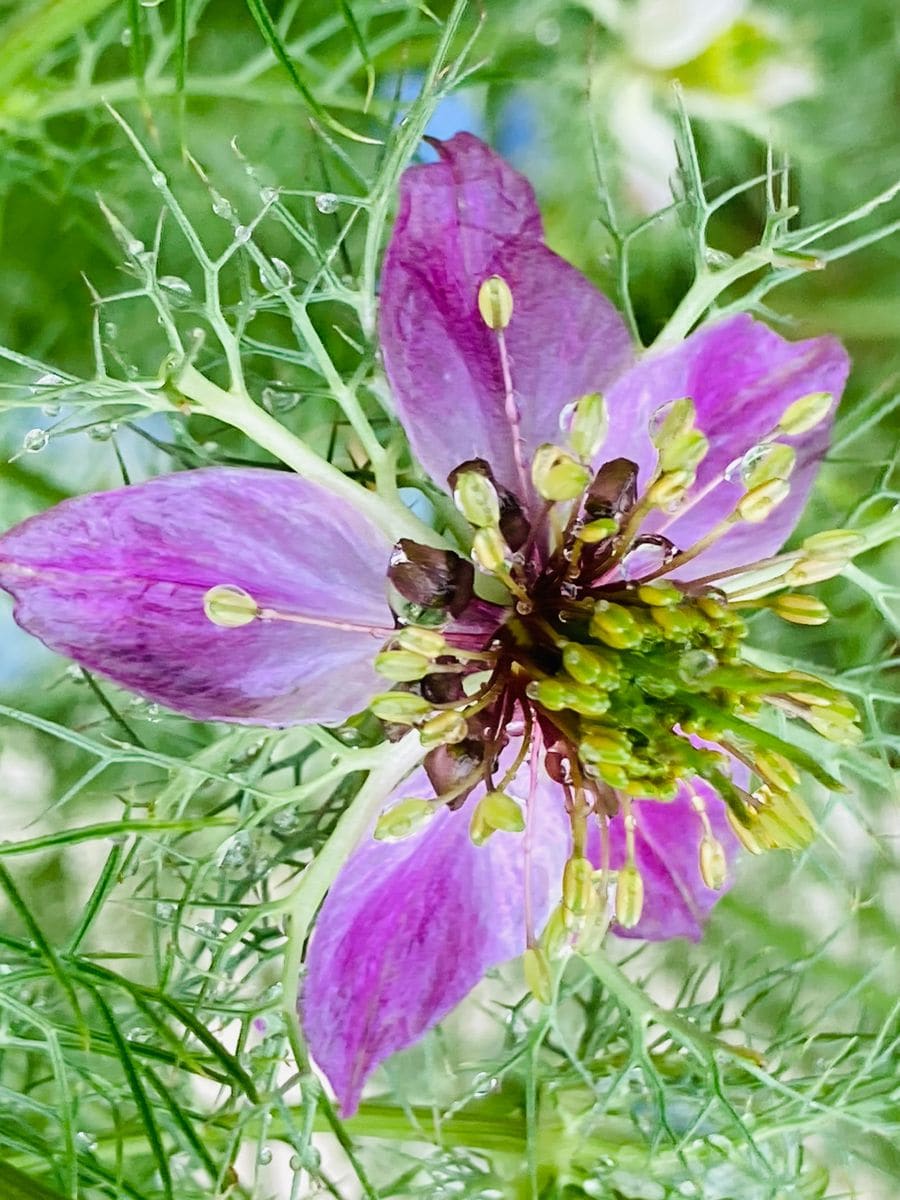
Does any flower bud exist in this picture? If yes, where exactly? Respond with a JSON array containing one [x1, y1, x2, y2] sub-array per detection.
[[699, 835, 727, 890], [590, 601, 643, 649], [419, 710, 468, 747], [562, 642, 619, 687], [768, 593, 829, 626], [523, 946, 553, 1004], [369, 692, 431, 723], [477, 274, 514, 330], [526, 679, 572, 711], [614, 865, 644, 929], [203, 584, 259, 628], [578, 517, 619, 543], [736, 478, 791, 523], [649, 606, 695, 639], [374, 650, 430, 681], [395, 626, 447, 657], [778, 391, 833, 436], [567, 392, 609, 460], [453, 469, 501, 528], [531, 444, 591, 502], [374, 799, 435, 842], [471, 527, 508, 574]]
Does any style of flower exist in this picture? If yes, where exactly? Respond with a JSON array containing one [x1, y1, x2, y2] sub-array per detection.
[[0, 134, 858, 1116]]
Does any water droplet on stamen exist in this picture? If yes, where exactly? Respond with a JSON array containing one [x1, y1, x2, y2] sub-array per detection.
[[150, 169, 167, 188], [23, 428, 49, 453], [314, 191, 339, 214], [260, 185, 278, 204], [159, 274, 192, 296], [211, 193, 233, 220], [234, 225, 251, 244]]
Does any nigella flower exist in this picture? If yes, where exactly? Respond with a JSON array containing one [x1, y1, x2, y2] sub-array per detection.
[[0, 134, 859, 1115]]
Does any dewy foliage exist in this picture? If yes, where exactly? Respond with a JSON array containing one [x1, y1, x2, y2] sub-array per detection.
[[0, 2, 897, 1199]]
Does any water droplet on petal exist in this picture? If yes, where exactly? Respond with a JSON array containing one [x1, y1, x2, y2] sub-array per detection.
[[23, 428, 48, 453], [314, 191, 338, 214], [620, 536, 673, 580]]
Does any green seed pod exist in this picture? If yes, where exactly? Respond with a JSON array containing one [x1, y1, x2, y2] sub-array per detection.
[[477, 274, 514, 330], [736, 478, 791, 523], [567, 392, 609, 460], [637, 580, 682, 607], [615, 865, 644, 928], [531, 443, 591, 502], [580, 728, 633, 766], [203, 584, 259, 628], [374, 650, 431, 682], [523, 946, 553, 1005], [590, 601, 643, 649], [562, 642, 619, 687], [374, 799, 435, 842], [369, 692, 432, 723], [453, 469, 501, 528], [778, 390, 833, 436]]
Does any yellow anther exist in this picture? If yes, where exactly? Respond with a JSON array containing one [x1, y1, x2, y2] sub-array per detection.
[[369, 692, 432, 723], [567, 392, 609, 461], [419, 710, 469, 747], [475, 790, 526, 834], [531, 443, 591, 502], [740, 442, 796, 489], [736, 478, 791, 523], [615, 864, 644, 928], [203, 584, 259, 628], [646, 468, 694, 509], [784, 556, 849, 586], [563, 856, 595, 916], [649, 397, 695, 447], [649, 606, 695, 638], [637, 580, 682, 607], [477, 274, 514, 330], [374, 649, 431, 681], [801, 529, 865, 558], [395, 626, 447, 657], [374, 799, 435, 842], [699, 835, 728, 890], [453, 469, 501, 528], [562, 642, 618, 686], [523, 946, 553, 1004], [590, 600, 643, 649], [659, 429, 709, 475], [778, 391, 833, 436], [580, 728, 632, 767], [471, 526, 508, 574], [768, 593, 830, 626], [578, 517, 619, 543]]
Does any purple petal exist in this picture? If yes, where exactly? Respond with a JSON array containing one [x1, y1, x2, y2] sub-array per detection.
[[602, 314, 850, 575], [0, 468, 394, 725], [303, 758, 569, 1114], [379, 133, 633, 505], [607, 778, 740, 942]]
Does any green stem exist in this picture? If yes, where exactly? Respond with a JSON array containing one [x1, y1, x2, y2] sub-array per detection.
[[175, 363, 434, 544], [279, 732, 424, 1012], [652, 249, 770, 348]]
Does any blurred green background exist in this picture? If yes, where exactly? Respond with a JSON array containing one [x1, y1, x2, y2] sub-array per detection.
[[0, 2, 897, 1198]]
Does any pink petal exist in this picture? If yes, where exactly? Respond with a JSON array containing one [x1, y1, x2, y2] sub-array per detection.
[[303, 758, 569, 1114], [0, 468, 394, 725], [379, 133, 633, 505], [602, 314, 850, 575]]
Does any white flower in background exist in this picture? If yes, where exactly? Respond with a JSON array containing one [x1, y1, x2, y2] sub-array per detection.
[[584, 0, 817, 212]]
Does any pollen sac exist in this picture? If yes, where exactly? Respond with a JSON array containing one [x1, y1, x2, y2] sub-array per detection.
[[614, 864, 644, 929], [388, 538, 475, 619], [736, 477, 791, 523], [658, 428, 709, 475], [583, 458, 638, 520], [374, 650, 431, 682], [369, 692, 432, 723], [531, 444, 591, 502], [203, 584, 259, 628], [472, 526, 509, 574], [477, 274, 514, 330], [699, 835, 728, 890], [769, 593, 830, 626], [473, 790, 525, 837], [778, 390, 833, 436], [649, 397, 695, 447], [590, 601, 643, 649], [452, 468, 501, 528], [448, 459, 530, 550], [739, 441, 796, 489], [565, 392, 609, 461]]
